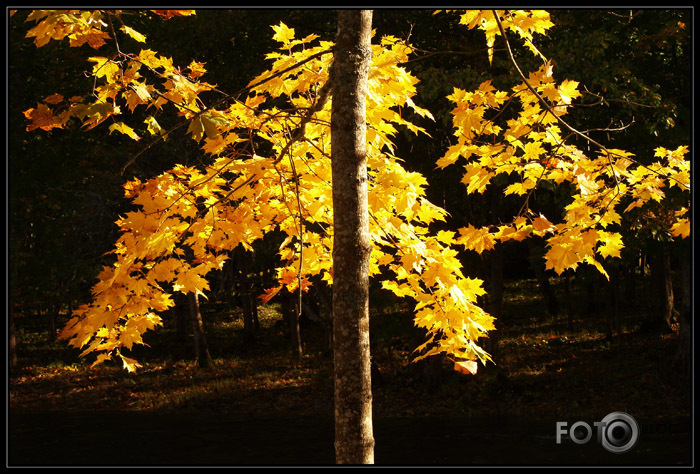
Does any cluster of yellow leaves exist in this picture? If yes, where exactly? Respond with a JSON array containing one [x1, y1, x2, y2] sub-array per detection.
[[437, 10, 691, 278], [25, 9, 691, 374], [22, 10, 211, 142], [458, 10, 553, 64], [25, 10, 111, 49], [24, 10, 193, 49], [40, 17, 494, 372]]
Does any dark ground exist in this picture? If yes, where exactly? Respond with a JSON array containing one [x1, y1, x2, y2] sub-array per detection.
[[7, 279, 694, 467], [8, 410, 691, 466]]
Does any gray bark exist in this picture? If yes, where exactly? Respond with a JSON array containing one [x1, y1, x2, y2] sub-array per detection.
[[330, 9, 375, 465]]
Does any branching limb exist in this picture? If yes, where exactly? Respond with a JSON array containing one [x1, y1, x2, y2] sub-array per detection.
[[492, 10, 688, 191]]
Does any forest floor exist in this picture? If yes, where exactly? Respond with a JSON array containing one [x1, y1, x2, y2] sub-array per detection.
[[8, 279, 692, 466]]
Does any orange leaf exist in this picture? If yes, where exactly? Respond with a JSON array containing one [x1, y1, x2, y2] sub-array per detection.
[[151, 10, 196, 20], [453, 359, 478, 375], [23, 103, 66, 131]]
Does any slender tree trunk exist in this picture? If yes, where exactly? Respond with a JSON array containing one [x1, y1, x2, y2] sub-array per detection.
[[237, 249, 260, 342], [485, 243, 504, 364], [647, 242, 674, 332], [331, 9, 375, 465], [188, 292, 213, 369], [623, 258, 637, 309], [605, 263, 623, 349], [564, 270, 574, 330], [483, 186, 503, 364], [242, 285, 260, 343], [176, 299, 188, 343], [314, 284, 334, 357], [283, 289, 303, 357], [673, 247, 690, 373], [9, 308, 18, 369], [48, 304, 57, 341], [527, 239, 560, 317]]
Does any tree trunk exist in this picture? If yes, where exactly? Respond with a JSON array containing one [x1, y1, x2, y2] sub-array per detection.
[[242, 284, 260, 343], [673, 246, 690, 373], [176, 299, 188, 343], [484, 185, 503, 364], [622, 258, 637, 309], [564, 270, 574, 330], [48, 304, 57, 342], [313, 284, 334, 357], [237, 249, 260, 342], [647, 242, 674, 332], [527, 239, 560, 317], [485, 243, 504, 364], [188, 292, 213, 369], [282, 288, 303, 357], [9, 308, 18, 370], [330, 9, 375, 465], [605, 263, 623, 349]]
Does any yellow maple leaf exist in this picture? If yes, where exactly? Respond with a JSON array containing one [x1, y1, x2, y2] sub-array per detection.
[[544, 242, 579, 275], [109, 122, 141, 141], [120, 353, 142, 373], [144, 116, 167, 139], [88, 56, 121, 83], [461, 164, 494, 194], [187, 60, 207, 79], [118, 324, 143, 350], [457, 225, 496, 254], [120, 25, 146, 43], [532, 215, 556, 234], [504, 179, 536, 196], [597, 231, 624, 259], [557, 79, 581, 104], [522, 140, 545, 161], [91, 352, 112, 368], [271, 22, 295, 45], [671, 218, 690, 239], [172, 270, 209, 297]]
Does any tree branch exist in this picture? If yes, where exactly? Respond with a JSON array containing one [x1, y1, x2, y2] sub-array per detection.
[[492, 10, 689, 191]]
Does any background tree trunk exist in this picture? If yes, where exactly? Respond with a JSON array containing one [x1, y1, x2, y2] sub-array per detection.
[[282, 288, 303, 357], [331, 9, 375, 465], [647, 241, 675, 332], [485, 244, 504, 364], [188, 292, 213, 369], [527, 238, 560, 317], [9, 308, 18, 370], [235, 248, 260, 343], [176, 298, 189, 343], [673, 245, 690, 373], [484, 185, 504, 366]]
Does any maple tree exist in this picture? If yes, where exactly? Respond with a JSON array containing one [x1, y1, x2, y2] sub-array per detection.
[[19, 9, 689, 379]]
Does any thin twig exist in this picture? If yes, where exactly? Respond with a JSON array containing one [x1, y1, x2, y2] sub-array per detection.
[[120, 48, 333, 175], [491, 11, 689, 191]]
